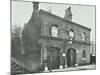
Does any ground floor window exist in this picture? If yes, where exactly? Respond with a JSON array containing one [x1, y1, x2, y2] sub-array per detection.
[[82, 50, 86, 59]]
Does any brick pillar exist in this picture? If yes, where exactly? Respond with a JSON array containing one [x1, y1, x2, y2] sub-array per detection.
[[59, 49, 63, 69], [43, 40, 49, 71], [65, 49, 67, 68], [43, 40, 47, 60]]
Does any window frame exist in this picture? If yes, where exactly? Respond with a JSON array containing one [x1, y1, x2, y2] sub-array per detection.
[[69, 29, 75, 40], [82, 32, 86, 41], [51, 25, 58, 37], [82, 50, 87, 60]]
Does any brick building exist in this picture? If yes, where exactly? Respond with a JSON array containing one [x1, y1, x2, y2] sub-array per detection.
[[22, 2, 91, 71]]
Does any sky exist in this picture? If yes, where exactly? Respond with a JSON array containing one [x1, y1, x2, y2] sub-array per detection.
[[12, 1, 95, 41]]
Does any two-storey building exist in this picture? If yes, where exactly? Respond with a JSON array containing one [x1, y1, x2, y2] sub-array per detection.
[[22, 2, 91, 71]]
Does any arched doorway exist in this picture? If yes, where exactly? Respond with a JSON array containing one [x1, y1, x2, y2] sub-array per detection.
[[47, 47, 60, 70], [67, 48, 76, 67]]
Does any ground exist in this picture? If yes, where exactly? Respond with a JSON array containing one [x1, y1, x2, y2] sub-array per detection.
[[43, 64, 96, 72]]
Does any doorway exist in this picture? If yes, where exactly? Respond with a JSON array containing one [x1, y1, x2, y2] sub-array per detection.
[[67, 48, 76, 67], [47, 47, 60, 70]]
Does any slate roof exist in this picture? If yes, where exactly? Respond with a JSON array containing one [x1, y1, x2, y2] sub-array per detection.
[[39, 9, 91, 31]]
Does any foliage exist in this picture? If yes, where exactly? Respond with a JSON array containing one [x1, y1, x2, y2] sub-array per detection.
[[11, 25, 23, 57]]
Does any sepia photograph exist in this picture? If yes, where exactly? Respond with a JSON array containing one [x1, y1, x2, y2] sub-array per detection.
[[11, 0, 96, 75]]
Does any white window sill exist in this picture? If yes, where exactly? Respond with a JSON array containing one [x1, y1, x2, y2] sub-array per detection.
[[82, 58, 86, 60]]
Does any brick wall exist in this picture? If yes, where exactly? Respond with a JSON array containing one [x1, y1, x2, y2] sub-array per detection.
[[40, 10, 91, 65], [40, 10, 90, 43]]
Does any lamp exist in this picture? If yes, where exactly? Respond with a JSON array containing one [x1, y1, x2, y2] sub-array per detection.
[[62, 52, 66, 57], [62, 51, 66, 68]]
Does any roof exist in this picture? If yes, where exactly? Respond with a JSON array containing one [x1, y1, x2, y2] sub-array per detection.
[[39, 9, 91, 31]]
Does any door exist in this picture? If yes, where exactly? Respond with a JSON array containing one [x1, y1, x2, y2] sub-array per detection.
[[67, 48, 76, 67], [47, 47, 60, 70]]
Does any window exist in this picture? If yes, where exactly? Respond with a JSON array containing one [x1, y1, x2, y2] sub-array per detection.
[[82, 32, 86, 41], [51, 25, 58, 37], [69, 29, 74, 40], [82, 50, 86, 58]]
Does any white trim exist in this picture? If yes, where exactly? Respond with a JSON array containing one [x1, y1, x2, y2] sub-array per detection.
[[82, 58, 86, 60]]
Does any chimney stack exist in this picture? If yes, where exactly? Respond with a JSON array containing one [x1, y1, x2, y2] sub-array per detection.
[[64, 7, 72, 21], [33, 2, 39, 10]]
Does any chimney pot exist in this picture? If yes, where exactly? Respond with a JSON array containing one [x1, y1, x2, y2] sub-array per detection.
[[33, 2, 39, 9]]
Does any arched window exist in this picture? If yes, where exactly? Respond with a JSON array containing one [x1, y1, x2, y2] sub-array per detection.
[[82, 32, 86, 41], [82, 50, 86, 58], [69, 29, 74, 40], [51, 25, 58, 37]]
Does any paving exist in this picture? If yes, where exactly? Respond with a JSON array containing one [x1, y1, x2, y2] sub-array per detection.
[[43, 64, 96, 72]]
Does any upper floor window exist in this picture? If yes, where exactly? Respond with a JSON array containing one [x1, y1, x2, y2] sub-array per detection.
[[69, 29, 74, 40], [51, 25, 58, 37], [82, 50, 86, 58], [82, 32, 86, 41]]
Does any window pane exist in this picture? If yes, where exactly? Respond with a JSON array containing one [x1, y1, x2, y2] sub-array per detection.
[[82, 32, 86, 41], [51, 26, 58, 37], [69, 29, 74, 40], [82, 50, 86, 58], [69, 31, 74, 38]]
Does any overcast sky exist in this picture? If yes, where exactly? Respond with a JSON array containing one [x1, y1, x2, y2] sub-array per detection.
[[12, 1, 95, 41]]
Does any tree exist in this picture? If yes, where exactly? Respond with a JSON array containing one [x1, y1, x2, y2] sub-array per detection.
[[11, 25, 22, 57]]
